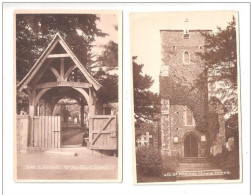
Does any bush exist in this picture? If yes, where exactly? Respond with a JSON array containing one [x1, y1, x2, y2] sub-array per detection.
[[136, 146, 162, 177], [209, 150, 240, 179], [161, 155, 180, 173]]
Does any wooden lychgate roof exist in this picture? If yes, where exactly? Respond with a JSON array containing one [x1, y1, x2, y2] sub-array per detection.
[[17, 33, 102, 92]]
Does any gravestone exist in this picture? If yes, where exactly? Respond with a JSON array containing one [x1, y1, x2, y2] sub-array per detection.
[[228, 137, 235, 151], [136, 132, 153, 147], [210, 145, 222, 156]]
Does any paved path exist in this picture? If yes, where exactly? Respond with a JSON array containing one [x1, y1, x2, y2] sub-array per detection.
[[16, 150, 118, 181]]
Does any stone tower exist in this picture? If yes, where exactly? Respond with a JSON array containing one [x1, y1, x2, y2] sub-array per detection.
[[159, 28, 212, 157]]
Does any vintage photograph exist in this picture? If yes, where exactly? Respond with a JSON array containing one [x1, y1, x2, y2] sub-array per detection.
[[14, 10, 122, 181], [131, 11, 241, 183]]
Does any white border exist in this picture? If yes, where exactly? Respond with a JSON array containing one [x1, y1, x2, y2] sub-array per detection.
[[2, 2, 250, 195]]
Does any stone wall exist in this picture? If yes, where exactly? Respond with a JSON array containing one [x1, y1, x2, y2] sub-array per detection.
[[160, 99, 171, 155], [160, 30, 209, 133], [160, 30, 211, 157], [16, 115, 29, 153], [160, 30, 210, 85], [160, 100, 206, 157], [169, 105, 206, 157]]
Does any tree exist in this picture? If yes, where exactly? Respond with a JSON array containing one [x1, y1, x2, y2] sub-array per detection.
[[225, 113, 239, 148], [197, 16, 238, 114], [16, 14, 107, 81], [92, 41, 119, 103], [93, 41, 118, 70], [135, 122, 155, 139], [133, 56, 160, 125], [16, 14, 119, 112]]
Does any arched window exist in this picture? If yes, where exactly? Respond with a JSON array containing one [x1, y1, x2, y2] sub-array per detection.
[[184, 106, 194, 126], [183, 51, 190, 64]]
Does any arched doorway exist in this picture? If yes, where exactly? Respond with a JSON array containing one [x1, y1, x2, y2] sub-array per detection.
[[36, 86, 90, 148], [184, 134, 198, 157]]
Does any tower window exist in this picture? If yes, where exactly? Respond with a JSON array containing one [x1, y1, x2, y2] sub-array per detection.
[[183, 51, 190, 64], [184, 106, 195, 126]]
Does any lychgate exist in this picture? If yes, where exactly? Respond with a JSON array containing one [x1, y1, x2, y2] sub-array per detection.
[[17, 33, 118, 151]]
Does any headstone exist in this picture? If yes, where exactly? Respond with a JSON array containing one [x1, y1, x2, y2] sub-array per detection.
[[74, 117, 78, 124], [210, 146, 213, 155], [228, 137, 235, 151], [136, 132, 153, 147], [211, 145, 222, 156]]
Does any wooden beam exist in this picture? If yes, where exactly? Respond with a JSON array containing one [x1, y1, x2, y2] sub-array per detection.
[[73, 87, 90, 108], [33, 81, 92, 89], [91, 116, 114, 145], [30, 58, 54, 86], [23, 85, 33, 90], [64, 65, 77, 81], [34, 88, 51, 107], [60, 58, 65, 81], [49, 66, 60, 81], [58, 40, 101, 91], [18, 38, 60, 92], [47, 53, 70, 58]]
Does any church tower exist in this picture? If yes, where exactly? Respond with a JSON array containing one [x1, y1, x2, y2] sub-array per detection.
[[159, 20, 212, 157]]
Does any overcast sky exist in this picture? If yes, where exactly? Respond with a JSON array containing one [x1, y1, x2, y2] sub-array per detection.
[[92, 14, 118, 55], [130, 11, 238, 93]]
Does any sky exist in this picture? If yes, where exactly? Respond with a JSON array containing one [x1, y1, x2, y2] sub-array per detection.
[[92, 14, 118, 54], [130, 11, 238, 93]]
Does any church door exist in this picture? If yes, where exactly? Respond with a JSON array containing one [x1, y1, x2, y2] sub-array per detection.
[[184, 134, 198, 157]]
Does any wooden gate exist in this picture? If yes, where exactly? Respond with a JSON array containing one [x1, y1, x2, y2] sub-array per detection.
[[89, 115, 117, 150], [31, 116, 61, 148]]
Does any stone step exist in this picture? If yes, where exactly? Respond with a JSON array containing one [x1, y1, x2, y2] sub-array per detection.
[[179, 163, 210, 166], [175, 158, 227, 180], [178, 163, 213, 168], [180, 157, 207, 163], [178, 167, 217, 171]]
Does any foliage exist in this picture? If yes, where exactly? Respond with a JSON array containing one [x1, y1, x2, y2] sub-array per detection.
[[209, 149, 239, 179], [160, 76, 208, 132], [225, 113, 239, 148], [16, 91, 29, 114], [207, 112, 220, 147], [161, 156, 180, 173], [135, 122, 155, 139], [60, 104, 71, 122], [136, 146, 162, 177], [16, 14, 119, 111], [197, 16, 238, 114], [133, 56, 161, 125], [16, 14, 106, 81], [92, 41, 119, 103], [93, 41, 118, 70]]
